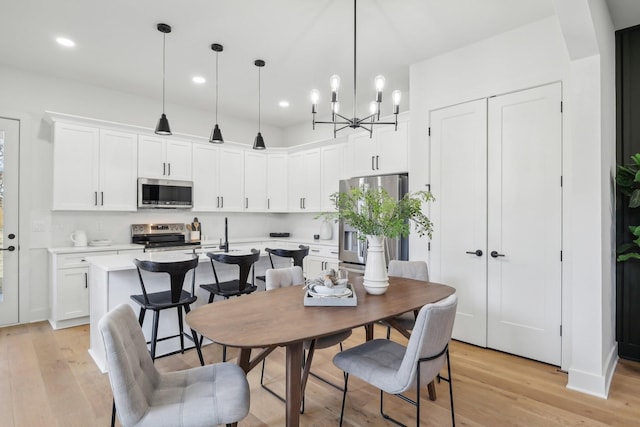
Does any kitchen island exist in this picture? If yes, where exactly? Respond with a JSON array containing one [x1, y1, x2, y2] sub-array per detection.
[[85, 238, 337, 372]]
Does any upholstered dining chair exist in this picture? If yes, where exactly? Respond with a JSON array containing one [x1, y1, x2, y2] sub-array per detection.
[[99, 304, 250, 427], [333, 294, 458, 427], [261, 266, 351, 414], [383, 260, 430, 338]]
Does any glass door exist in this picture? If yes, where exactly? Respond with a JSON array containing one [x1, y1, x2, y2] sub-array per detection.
[[0, 117, 19, 325]]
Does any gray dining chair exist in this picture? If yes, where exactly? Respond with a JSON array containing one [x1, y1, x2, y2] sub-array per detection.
[[333, 294, 457, 426], [383, 260, 430, 338], [261, 266, 351, 414], [99, 303, 250, 427]]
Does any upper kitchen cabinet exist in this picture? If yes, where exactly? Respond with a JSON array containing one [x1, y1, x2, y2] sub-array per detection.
[[266, 153, 288, 212], [320, 143, 344, 212], [191, 144, 244, 211], [288, 148, 321, 212], [346, 120, 408, 177], [138, 135, 192, 181], [52, 123, 137, 211], [244, 151, 268, 211]]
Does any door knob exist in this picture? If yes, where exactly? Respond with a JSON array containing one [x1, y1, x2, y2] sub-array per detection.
[[465, 250, 483, 256], [2, 246, 15, 251], [490, 250, 505, 258]]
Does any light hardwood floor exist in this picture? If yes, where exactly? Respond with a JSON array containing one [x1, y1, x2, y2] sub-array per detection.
[[1, 320, 639, 426]]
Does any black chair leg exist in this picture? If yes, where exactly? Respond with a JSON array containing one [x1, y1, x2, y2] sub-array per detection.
[[138, 308, 146, 326], [177, 306, 185, 353], [150, 310, 160, 361], [339, 373, 349, 427], [184, 305, 205, 366], [111, 399, 116, 427]]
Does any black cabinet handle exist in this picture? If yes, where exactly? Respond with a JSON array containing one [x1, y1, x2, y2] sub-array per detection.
[[376, 155, 380, 170], [94, 192, 98, 206], [85, 272, 88, 288], [371, 156, 375, 170], [163, 162, 166, 175], [101, 192, 104, 206], [466, 250, 483, 256], [490, 250, 505, 258], [168, 163, 171, 176]]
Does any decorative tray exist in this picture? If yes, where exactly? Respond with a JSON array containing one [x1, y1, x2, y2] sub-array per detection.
[[303, 283, 357, 307]]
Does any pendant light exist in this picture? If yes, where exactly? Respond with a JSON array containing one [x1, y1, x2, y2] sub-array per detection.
[[209, 43, 224, 144], [155, 23, 172, 135], [253, 59, 266, 150]]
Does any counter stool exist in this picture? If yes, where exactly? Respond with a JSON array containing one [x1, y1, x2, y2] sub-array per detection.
[[255, 245, 309, 282], [130, 256, 204, 366], [199, 249, 261, 360]]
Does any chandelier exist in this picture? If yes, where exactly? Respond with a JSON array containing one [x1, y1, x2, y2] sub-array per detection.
[[310, 0, 401, 138]]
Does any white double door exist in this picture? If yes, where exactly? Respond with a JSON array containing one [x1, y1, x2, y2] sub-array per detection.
[[430, 83, 562, 365]]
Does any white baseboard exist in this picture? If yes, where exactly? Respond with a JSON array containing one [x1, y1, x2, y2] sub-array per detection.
[[566, 343, 618, 398]]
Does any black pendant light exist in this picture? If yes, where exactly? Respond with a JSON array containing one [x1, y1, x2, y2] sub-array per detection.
[[209, 43, 224, 144], [253, 59, 266, 150], [155, 23, 172, 135]]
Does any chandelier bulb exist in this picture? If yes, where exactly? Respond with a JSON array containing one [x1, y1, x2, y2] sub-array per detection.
[[369, 101, 378, 115], [375, 75, 386, 92], [330, 75, 341, 92], [310, 89, 320, 105], [392, 90, 402, 106], [332, 101, 340, 114]]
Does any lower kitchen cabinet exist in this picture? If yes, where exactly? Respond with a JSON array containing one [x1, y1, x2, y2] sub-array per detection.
[[303, 244, 339, 279]]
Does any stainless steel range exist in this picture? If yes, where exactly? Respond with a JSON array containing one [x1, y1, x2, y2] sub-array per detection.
[[131, 223, 201, 252]]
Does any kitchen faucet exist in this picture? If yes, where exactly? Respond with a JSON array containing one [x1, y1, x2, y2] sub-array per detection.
[[219, 217, 229, 252]]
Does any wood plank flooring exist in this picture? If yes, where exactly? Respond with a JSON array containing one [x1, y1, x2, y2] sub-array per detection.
[[0, 321, 638, 426]]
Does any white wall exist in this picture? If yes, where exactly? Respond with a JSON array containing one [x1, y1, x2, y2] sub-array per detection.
[[408, 7, 617, 398]]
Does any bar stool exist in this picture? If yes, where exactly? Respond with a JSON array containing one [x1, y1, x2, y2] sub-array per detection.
[[130, 256, 204, 366], [199, 249, 261, 360], [255, 245, 309, 282]]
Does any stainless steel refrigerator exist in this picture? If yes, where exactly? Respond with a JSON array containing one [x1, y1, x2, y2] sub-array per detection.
[[338, 174, 409, 278]]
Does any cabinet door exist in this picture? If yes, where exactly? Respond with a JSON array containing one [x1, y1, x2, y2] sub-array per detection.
[[55, 267, 89, 320], [138, 135, 167, 178], [320, 144, 343, 212], [52, 122, 100, 210], [267, 153, 288, 211], [376, 121, 408, 174], [244, 151, 268, 211], [304, 257, 325, 279], [165, 139, 192, 180], [99, 129, 138, 211], [301, 149, 321, 211], [348, 132, 377, 177], [192, 144, 220, 211], [218, 148, 245, 211], [288, 152, 305, 211]]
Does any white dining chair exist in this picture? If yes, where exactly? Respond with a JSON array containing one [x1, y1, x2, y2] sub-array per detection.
[[333, 294, 457, 426], [99, 304, 250, 427]]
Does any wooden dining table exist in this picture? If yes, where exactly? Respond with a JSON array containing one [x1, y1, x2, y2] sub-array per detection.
[[186, 275, 455, 427]]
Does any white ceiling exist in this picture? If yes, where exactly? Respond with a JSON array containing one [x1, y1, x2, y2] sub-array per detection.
[[0, 1, 638, 129]]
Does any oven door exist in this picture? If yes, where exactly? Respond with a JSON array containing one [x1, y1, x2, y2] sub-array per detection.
[[138, 178, 193, 208]]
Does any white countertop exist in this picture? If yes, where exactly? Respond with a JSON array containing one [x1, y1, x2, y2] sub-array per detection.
[[50, 236, 337, 254]]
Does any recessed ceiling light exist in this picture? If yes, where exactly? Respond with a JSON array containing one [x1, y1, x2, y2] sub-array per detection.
[[192, 76, 206, 84], [56, 37, 75, 47], [279, 100, 290, 108]]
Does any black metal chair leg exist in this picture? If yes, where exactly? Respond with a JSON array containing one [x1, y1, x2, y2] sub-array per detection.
[[111, 399, 116, 427], [339, 373, 349, 427], [150, 310, 160, 361], [177, 306, 185, 353]]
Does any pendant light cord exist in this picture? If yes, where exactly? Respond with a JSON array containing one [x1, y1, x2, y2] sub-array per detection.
[[215, 50, 219, 123], [162, 32, 166, 115], [353, 0, 357, 121], [258, 65, 261, 132]]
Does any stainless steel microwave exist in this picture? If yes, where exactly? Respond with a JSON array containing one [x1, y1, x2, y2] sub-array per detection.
[[137, 178, 193, 209]]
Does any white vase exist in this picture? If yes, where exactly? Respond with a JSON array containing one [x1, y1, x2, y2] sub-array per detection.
[[319, 219, 333, 240], [363, 235, 389, 295]]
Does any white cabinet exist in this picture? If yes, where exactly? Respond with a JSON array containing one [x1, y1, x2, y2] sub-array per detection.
[[303, 244, 340, 279], [138, 135, 192, 180], [52, 123, 137, 211], [347, 121, 408, 177], [288, 148, 321, 212], [191, 144, 244, 211], [244, 151, 268, 211], [320, 144, 344, 212], [49, 250, 116, 329], [266, 153, 288, 212]]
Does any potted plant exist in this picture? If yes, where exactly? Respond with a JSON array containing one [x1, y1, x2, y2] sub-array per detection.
[[616, 153, 640, 261], [330, 186, 434, 294]]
